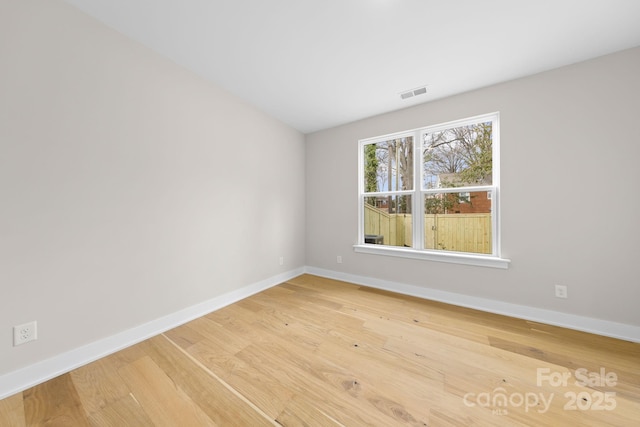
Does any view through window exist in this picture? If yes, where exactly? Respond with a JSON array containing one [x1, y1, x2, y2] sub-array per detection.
[[359, 113, 500, 259]]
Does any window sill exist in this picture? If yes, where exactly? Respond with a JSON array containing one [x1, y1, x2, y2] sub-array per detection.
[[353, 245, 510, 269]]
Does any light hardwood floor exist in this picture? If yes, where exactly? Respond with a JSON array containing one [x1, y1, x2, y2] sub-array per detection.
[[1, 274, 639, 426]]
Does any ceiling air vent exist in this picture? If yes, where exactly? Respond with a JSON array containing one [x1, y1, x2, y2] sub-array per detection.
[[400, 85, 427, 100]]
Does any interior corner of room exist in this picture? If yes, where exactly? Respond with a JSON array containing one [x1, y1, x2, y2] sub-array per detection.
[[1, 0, 639, 411]]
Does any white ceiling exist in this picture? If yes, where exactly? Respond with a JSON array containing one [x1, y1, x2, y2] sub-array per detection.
[[63, 0, 640, 134]]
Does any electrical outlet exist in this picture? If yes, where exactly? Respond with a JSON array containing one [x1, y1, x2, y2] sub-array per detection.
[[337, 255, 343, 264], [279, 256, 284, 266], [14, 321, 37, 346], [555, 285, 568, 299]]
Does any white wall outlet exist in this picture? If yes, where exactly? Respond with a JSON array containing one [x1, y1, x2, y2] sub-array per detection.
[[279, 256, 284, 266], [555, 285, 568, 299], [337, 255, 343, 264], [14, 321, 37, 346]]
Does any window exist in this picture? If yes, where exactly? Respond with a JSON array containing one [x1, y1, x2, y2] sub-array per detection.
[[356, 112, 509, 269]]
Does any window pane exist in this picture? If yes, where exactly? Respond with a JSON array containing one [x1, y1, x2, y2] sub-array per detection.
[[424, 191, 492, 254], [363, 137, 413, 193], [423, 122, 492, 190], [364, 195, 412, 247]]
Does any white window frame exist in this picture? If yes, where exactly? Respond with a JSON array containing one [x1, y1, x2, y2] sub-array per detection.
[[355, 112, 510, 269]]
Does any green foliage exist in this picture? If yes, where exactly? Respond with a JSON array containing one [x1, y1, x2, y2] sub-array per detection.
[[425, 193, 456, 214], [458, 123, 492, 184], [424, 192, 471, 214], [364, 144, 378, 193]]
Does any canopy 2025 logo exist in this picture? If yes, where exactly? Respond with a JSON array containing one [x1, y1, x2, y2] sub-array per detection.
[[462, 367, 618, 415], [537, 367, 617, 411]]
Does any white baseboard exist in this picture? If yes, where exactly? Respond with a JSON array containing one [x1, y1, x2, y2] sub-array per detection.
[[3, 266, 637, 400], [0, 267, 304, 400], [305, 266, 640, 344]]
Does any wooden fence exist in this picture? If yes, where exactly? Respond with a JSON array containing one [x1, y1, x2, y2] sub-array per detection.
[[364, 204, 412, 247], [364, 204, 491, 254]]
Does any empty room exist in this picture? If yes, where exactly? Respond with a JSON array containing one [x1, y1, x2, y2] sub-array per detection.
[[1, 0, 639, 425]]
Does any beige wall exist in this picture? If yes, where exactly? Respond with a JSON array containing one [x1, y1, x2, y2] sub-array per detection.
[[0, 0, 305, 375], [2, 0, 638, 386], [306, 47, 640, 327]]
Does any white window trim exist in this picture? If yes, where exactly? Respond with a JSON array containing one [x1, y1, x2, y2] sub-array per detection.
[[353, 244, 510, 269], [355, 112, 510, 269]]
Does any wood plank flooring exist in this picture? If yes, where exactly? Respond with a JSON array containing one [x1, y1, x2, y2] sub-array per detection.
[[1, 274, 639, 426]]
